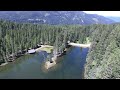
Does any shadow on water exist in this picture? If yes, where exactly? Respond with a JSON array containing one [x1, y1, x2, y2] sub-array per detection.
[[0, 47, 89, 79]]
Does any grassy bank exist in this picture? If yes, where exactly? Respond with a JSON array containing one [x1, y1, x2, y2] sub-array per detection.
[[35, 45, 53, 53]]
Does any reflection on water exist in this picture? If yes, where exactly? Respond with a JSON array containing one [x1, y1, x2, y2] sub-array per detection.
[[0, 47, 89, 79]]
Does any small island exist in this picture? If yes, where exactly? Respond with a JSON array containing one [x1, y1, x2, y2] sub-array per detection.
[[44, 40, 91, 69]]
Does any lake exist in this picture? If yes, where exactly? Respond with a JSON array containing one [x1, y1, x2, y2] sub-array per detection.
[[0, 47, 89, 79]]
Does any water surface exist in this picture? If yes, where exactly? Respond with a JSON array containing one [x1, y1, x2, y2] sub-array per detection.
[[0, 47, 89, 79]]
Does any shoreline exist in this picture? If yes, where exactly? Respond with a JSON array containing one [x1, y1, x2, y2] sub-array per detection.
[[35, 45, 53, 53], [44, 43, 91, 71], [0, 62, 8, 66], [0, 43, 90, 68], [0, 45, 53, 67], [68, 43, 91, 48]]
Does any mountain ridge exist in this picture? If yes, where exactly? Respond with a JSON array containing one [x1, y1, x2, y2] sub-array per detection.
[[106, 16, 120, 22], [0, 11, 115, 25]]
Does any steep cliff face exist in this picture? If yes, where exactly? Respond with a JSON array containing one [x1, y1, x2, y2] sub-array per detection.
[[0, 11, 115, 25], [84, 24, 120, 79]]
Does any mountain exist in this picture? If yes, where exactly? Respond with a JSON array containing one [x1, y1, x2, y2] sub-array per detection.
[[106, 16, 120, 22], [0, 11, 115, 25]]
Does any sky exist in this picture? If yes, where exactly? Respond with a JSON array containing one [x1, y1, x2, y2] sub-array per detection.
[[83, 11, 120, 17]]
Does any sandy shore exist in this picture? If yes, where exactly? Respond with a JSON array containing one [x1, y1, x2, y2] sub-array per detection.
[[35, 45, 53, 53], [68, 43, 91, 48]]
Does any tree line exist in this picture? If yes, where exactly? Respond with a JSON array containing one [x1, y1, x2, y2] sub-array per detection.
[[2, 18, 120, 79], [84, 24, 120, 79], [0, 19, 89, 64]]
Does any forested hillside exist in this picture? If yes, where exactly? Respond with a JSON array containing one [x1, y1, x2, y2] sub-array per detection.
[[84, 24, 120, 79], [0, 19, 88, 64], [1, 18, 120, 79], [0, 11, 115, 25]]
